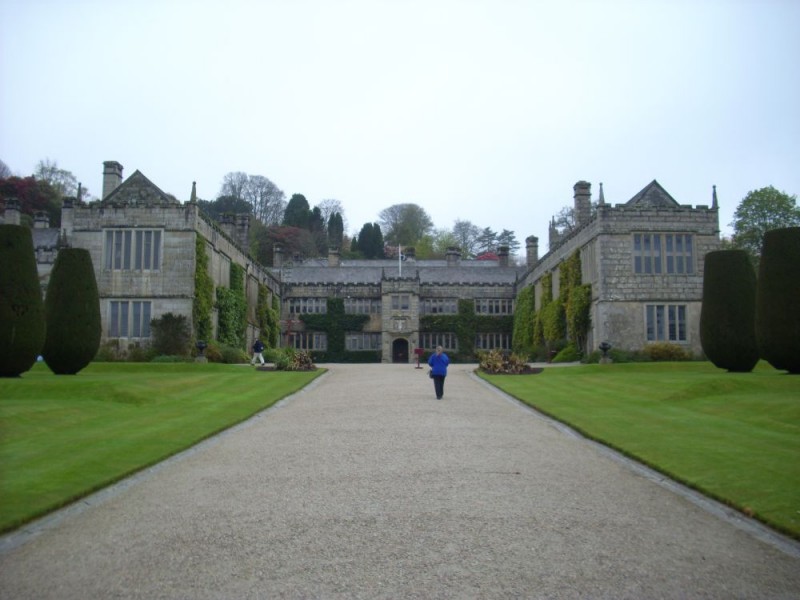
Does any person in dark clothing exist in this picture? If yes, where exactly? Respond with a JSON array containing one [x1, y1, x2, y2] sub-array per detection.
[[427, 345, 450, 399], [251, 338, 265, 366]]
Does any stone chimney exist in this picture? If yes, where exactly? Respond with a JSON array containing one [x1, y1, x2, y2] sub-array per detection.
[[548, 218, 561, 249], [236, 213, 250, 249], [102, 161, 124, 199], [2, 198, 21, 225], [220, 213, 236, 241], [273, 245, 284, 268], [526, 235, 539, 267], [574, 180, 592, 226], [498, 245, 510, 268], [34, 211, 50, 229], [445, 246, 460, 267], [328, 247, 340, 267]]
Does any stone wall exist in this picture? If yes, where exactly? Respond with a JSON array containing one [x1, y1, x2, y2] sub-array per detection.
[[521, 202, 719, 355]]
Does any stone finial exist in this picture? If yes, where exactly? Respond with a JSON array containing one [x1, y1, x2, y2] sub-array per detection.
[[77, 182, 82, 203], [598, 182, 605, 205], [190, 181, 197, 204], [712, 184, 718, 209]]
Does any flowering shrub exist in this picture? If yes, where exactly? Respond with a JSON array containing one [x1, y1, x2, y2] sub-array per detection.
[[478, 349, 530, 374]]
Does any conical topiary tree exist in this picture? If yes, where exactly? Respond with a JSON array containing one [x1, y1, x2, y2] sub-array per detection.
[[756, 227, 800, 373], [700, 250, 759, 372], [0, 224, 46, 377], [42, 248, 101, 375]]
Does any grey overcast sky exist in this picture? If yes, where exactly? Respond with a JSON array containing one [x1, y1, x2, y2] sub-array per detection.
[[2, 0, 798, 249]]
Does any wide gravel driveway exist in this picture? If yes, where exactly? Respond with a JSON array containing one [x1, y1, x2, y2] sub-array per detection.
[[1, 363, 799, 599]]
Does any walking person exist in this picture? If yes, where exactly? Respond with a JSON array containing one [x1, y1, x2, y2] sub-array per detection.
[[428, 345, 450, 399], [251, 338, 265, 366]]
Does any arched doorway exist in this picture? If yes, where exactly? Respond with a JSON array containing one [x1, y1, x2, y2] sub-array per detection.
[[392, 338, 409, 363]]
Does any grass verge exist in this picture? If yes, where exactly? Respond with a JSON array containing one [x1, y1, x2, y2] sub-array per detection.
[[0, 362, 323, 533], [479, 361, 800, 540]]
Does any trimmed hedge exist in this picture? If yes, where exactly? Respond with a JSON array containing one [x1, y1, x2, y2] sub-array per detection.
[[756, 227, 800, 373], [0, 224, 46, 377], [700, 249, 759, 372], [42, 248, 101, 374]]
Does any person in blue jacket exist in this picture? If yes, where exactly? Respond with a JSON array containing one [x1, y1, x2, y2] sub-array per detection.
[[251, 338, 265, 366], [427, 345, 450, 399]]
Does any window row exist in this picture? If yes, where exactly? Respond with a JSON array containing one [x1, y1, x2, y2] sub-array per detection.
[[286, 296, 514, 315], [108, 300, 152, 338], [646, 304, 687, 342], [420, 332, 513, 352], [633, 233, 694, 274], [287, 297, 327, 314], [420, 298, 457, 314], [344, 297, 382, 314], [104, 229, 162, 271], [475, 299, 514, 315]]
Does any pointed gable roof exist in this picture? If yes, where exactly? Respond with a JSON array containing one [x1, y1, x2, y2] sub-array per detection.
[[100, 170, 179, 207], [625, 180, 679, 208]]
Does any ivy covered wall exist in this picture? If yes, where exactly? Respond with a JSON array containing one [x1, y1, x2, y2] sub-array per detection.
[[216, 262, 247, 349], [193, 234, 214, 342], [420, 299, 513, 362], [300, 298, 374, 362]]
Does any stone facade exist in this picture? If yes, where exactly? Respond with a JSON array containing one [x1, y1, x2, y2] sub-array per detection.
[[55, 165, 280, 352], [521, 180, 720, 355], [6, 164, 720, 361], [277, 256, 521, 362]]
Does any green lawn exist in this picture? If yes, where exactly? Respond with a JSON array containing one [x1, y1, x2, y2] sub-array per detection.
[[480, 361, 800, 539], [0, 362, 323, 533]]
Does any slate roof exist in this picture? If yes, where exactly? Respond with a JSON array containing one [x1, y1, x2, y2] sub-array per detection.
[[100, 170, 179, 207], [278, 260, 523, 285], [32, 228, 60, 250], [625, 180, 680, 208]]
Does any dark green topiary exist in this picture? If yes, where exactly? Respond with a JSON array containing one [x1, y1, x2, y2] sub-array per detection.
[[42, 248, 101, 375], [0, 225, 46, 376], [756, 227, 800, 373], [700, 250, 759, 372], [150, 313, 192, 356]]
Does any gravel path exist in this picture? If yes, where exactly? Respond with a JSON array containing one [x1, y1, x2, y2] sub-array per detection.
[[1, 363, 799, 599]]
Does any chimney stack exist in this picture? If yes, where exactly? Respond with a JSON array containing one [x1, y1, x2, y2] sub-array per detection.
[[328, 247, 340, 267], [498, 245, 509, 268], [34, 211, 50, 229], [102, 161, 124, 199], [526, 235, 539, 267], [445, 246, 460, 267], [2, 198, 21, 225], [573, 180, 591, 226], [236, 213, 250, 250], [273, 245, 284, 269]]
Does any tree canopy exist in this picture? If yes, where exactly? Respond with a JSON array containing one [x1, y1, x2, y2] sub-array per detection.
[[378, 203, 433, 246], [730, 186, 800, 263], [283, 194, 311, 229]]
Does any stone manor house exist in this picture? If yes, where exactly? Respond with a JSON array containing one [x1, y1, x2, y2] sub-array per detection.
[[2, 161, 720, 361]]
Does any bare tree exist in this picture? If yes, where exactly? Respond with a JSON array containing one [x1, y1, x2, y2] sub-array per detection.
[[35, 158, 80, 197], [245, 175, 286, 225], [317, 198, 348, 234], [0, 158, 11, 179], [219, 171, 249, 201], [452, 219, 481, 258]]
